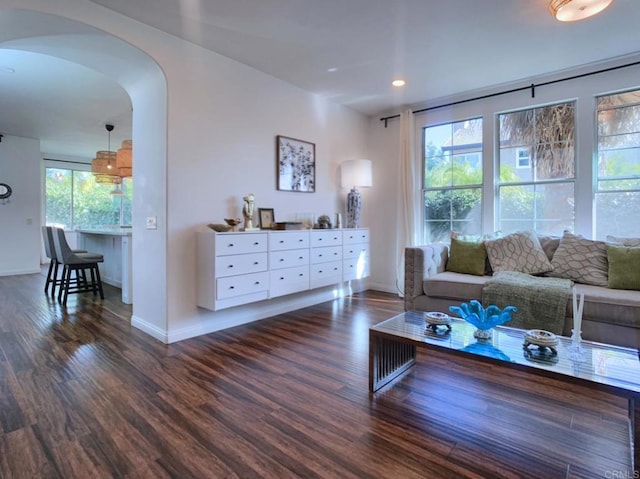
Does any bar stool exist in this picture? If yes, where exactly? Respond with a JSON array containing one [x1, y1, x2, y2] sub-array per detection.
[[51, 227, 105, 306], [41, 226, 86, 297]]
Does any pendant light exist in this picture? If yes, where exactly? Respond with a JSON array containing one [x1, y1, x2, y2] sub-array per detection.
[[91, 124, 120, 184], [548, 0, 613, 22]]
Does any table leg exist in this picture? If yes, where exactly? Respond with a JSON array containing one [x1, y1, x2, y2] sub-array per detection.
[[369, 331, 416, 392], [631, 395, 639, 473]]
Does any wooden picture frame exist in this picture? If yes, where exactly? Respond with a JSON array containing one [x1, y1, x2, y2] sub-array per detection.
[[276, 135, 315, 192], [258, 208, 275, 229]]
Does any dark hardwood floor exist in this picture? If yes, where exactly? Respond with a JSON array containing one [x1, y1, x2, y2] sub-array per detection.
[[0, 271, 634, 478]]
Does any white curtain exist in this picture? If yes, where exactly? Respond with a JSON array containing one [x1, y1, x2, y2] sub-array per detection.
[[395, 108, 422, 297]]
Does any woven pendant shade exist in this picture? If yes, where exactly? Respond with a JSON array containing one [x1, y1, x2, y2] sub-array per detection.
[[92, 151, 121, 184], [116, 140, 132, 177]]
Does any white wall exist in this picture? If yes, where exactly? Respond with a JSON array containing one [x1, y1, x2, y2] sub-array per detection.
[[1, 1, 371, 342], [0, 135, 41, 276], [366, 55, 640, 296]]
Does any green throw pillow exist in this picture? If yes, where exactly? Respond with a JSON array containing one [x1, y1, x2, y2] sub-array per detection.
[[446, 238, 487, 276], [606, 245, 640, 291]]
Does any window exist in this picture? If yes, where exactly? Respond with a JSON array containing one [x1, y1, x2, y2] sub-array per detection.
[[595, 89, 640, 239], [498, 102, 575, 235], [423, 118, 483, 242], [516, 148, 531, 169], [45, 165, 132, 229]]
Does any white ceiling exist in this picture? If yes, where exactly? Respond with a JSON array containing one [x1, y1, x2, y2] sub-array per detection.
[[1, 0, 640, 159]]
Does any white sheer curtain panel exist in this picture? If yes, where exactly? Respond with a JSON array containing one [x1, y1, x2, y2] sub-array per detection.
[[396, 108, 421, 296]]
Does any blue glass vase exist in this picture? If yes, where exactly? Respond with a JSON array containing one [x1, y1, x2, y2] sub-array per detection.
[[449, 300, 517, 339]]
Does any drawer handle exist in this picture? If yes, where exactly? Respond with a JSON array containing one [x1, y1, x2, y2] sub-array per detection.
[[254, 242, 260, 245], [254, 261, 259, 265], [279, 240, 284, 243], [319, 270, 323, 273], [299, 256, 303, 260], [333, 267, 338, 271], [333, 252, 338, 255], [298, 239, 303, 242], [280, 277, 284, 280], [228, 264, 234, 268], [279, 258, 285, 262], [349, 250, 354, 254], [319, 254, 323, 257], [349, 236, 354, 239], [229, 286, 235, 289], [228, 243, 234, 247], [255, 281, 260, 285], [318, 238, 323, 241], [333, 237, 337, 240], [298, 273, 304, 277]]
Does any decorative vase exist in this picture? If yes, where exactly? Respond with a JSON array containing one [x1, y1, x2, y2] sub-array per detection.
[[449, 300, 517, 340]]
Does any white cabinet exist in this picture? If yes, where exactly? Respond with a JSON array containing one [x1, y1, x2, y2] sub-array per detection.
[[343, 228, 370, 281], [196, 228, 369, 311], [268, 231, 309, 298]]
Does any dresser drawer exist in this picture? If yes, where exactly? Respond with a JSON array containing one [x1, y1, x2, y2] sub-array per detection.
[[270, 249, 309, 270], [343, 229, 369, 245], [270, 231, 309, 251], [343, 256, 370, 281], [310, 260, 343, 289], [269, 265, 309, 298], [215, 252, 267, 278], [215, 233, 268, 256], [310, 230, 342, 247], [343, 244, 369, 260], [310, 245, 342, 264], [216, 271, 269, 299]]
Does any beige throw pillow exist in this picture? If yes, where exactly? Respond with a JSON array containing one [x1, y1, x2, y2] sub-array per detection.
[[484, 231, 553, 275], [547, 231, 608, 286]]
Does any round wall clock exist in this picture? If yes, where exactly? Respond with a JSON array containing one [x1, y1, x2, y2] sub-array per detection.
[[0, 182, 12, 200]]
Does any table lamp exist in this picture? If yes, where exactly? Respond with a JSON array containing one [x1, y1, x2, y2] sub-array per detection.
[[341, 159, 372, 228]]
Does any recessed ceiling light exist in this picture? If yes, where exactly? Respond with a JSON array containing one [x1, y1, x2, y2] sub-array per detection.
[[392, 79, 406, 87], [327, 67, 338, 72]]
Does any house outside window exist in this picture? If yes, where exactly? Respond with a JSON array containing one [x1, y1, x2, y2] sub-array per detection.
[[497, 102, 575, 235], [423, 118, 483, 243], [595, 88, 640, 239], [45, 165, 132, 230]]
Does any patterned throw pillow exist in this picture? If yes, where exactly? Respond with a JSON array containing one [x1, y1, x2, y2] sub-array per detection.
[[484, 231, 553, 275], [547, 231, 608, 286], [606, 245, 640, 290]]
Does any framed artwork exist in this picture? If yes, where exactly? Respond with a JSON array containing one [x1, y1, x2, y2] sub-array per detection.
[[277, 135, 315, 192], [258, 208, 275, 229]]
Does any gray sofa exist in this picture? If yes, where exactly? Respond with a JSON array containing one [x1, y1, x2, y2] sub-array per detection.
[[404, 241, 640, 349]]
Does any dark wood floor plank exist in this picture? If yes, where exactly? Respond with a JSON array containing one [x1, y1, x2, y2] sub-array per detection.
[[0, 270, 635, 478]]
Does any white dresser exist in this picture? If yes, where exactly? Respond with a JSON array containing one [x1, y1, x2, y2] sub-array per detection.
[[196, 228, 369, 311]]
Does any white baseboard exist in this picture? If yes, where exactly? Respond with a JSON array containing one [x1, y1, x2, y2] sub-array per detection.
[[131, 315, 169, 343], [0, 268, 41, 277]]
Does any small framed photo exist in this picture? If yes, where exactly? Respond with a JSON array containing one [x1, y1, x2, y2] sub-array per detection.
[[277, 135, 315, 192], [258, 208, 275, 229]]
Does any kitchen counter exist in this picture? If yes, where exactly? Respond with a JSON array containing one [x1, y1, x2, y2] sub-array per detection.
[[76, 228, 132, 304]]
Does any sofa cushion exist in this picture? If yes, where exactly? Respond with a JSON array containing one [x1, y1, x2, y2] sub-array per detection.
[[547, 231, 608, 287], [423, 271, 492, 302], [575, 284, 640, 329], [606, 245, 640, 291], [485, 231, 552, 275], [446, 237, 486, 276]]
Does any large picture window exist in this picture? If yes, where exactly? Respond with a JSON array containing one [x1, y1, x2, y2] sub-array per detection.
[[498, 102, 575, 235], [423, 118, 483, 242], [595, 89, 640, 239], [45, 166, 132, 230]]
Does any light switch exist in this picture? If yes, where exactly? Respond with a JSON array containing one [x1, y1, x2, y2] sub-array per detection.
[[146, 216, 157, 229]]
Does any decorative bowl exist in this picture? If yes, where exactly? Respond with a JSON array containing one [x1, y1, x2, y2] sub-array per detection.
[[449, 300, 517, 339], [207, 223, 232, 232]]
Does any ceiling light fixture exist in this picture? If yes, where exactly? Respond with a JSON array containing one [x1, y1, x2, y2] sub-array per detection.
[[392, 79, 406, 87], [548, 0, 613, 21], [91, 124, 121, 184]]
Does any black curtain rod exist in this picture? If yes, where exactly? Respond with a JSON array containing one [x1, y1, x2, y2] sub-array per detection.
[[380, 59, 640, 127]]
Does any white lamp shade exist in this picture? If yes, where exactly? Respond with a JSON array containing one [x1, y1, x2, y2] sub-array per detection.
[[548, 0, 613, 22], [341, 159, 372, 188]]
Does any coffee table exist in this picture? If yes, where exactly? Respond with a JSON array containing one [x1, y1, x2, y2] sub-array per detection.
[[369, 311, 640, 468]]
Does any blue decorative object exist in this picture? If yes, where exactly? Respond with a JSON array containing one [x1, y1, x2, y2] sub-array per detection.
[[449, 300, 517, 339], [459, 342, 511, 361]]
